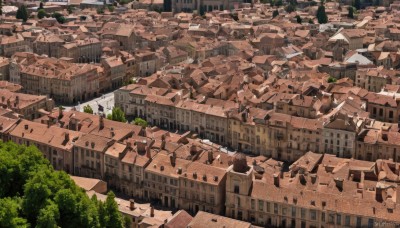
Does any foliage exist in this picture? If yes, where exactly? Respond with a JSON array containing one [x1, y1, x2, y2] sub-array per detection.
[[16, 5, 29, 22], [0, 141, 125, 228], [83, 105, 94, 114], [327, 76, 337, 83], [316, 3, 328, 24], [51, 12, 66, 24], [274, 0, 283, 6], [133, 118, 148, 127], [120, 0, 132, 5], [0, 0, 2, 15], [107, 107, 127, 122], [67, 5, 75, 14], [296, 15, 302, 24], [0, 197, 28, 227], [347, 6, 354, 18], [38, 9, 47, 19], [39, 2, 44, 9], [353, 0, 361, 10], [108, 5, 115, 12], [272, 10, 279, 18], [97, 8, 104, 14], [308, 18, 314, 24], [285, 4, 296, 13]]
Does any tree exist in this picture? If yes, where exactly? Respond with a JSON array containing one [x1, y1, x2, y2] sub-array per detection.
[[296, 15, 302, 24], [327, 76, 337, 83], [272, 10, 279, 18], [0, 198, 28, 227], [102, 192, 124, 228], [285, 4, 296, 13], [353, 0, 361, 10], [348, 6, 354, 18], [107, 107, 126, 122], [16, 5, 29, 22], [67, 5, 74, 14], [133, 118, 148, 127], [274, 0, 283, 6], [38, 9, 47, 19], [83, 105, 94, 114], [308, 18, 314, 24], [39, 2, 44, 9], [316, 3, 328, 24], [52, 12, 66, 24], [97, 7, 104, 14], [108, 5, 115, 12], [0, 0, 3, 15], [36, 201, 59, 228]]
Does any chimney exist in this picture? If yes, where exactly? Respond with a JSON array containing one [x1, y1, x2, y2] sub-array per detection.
[[146, 139, 155, 159], [99, 115, 104, 129], [58, 106, 63, 119], [137, 140, 147, 154], [161, 134, 166, 150], [24, 124, 28, 130], [15, 96, 19, 105], [273, 173, 279, 187], [310, 173, 317, 184], [170, 152, 176, 167], [334, 177, 344, 191], [150, 207, 154, 217], [127, 141, 132, 150], [207, 151, 213, 163], [65, 132, 70, 142], [129, 199, 135, 210], [190, 144, 197, 156]]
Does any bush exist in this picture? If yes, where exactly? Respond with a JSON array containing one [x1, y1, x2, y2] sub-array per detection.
[[327, 76, 337, 83], [37, 9, 47, 19], [133, 118, 148, 127]]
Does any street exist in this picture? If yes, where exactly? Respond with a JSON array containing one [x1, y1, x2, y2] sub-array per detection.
[[64, 91, 115, 116]]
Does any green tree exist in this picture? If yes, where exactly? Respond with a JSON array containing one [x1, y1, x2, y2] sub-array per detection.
[[97, 7, 104, 14], [316, 3, 328, 24], [67, 5, 74, 14], [285, 4, 295, 13], [0, 198, 28, 227], [38, 9, 47, 19], [108, 5, 115, 12], [0, 0, 3, 15], [353, 0, 361, 9], [348, 6, 354, 18], [102, 192, 124, 228], [274, 0, 283, 6], [272, 10, 279, 18], [133, 118, 148, 127], [16, 5, 29, 22], [39, 2, 44, 9], [107, 107, 126, 122], [83, 105, 94, 114], [52, 12, 65, 24], [296, 15, 302, 24], [327, 76, 337, 83], [36, 201, 59, 228], [308, 18, 314, 24]]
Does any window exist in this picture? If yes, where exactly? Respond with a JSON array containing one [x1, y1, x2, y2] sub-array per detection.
[[310, 210, 317, 220], [237, 197, 241, 207], [328, 213, 335, 223], [322, 212, 325, 222], [389, 111, 394, 119], [282, 207, 287, 216], [292, 207, 296, 217], [274, 203, 278, 214], [336, 214, 341, 225], [234, 184, 239, 193], [251, 199, 255, 210], [356, 217, 362, 228], [301, 208, 306, 219], [258, 200, 264, 211], [368, 219, 374, 228], [267, 202, 271, 212]]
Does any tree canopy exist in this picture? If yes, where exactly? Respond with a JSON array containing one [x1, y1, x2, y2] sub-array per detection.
[[296, 15, 302, 24], [133, 117, 148, 127], [348, 6, 354, 18], [83, 105, 94, 114], [16, 5, 29, 22], [38, 9, 47, 19], [107, 107, 127, 122], [272, 10, 279, 18], [0, 141, 125, 227], [316, 3, 328, 24]]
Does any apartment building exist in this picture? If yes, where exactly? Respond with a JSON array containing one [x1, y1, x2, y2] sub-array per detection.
[[0, 34, 30, 57], [20, 58, 99, 104], [58, 38, 102, 63]]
